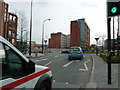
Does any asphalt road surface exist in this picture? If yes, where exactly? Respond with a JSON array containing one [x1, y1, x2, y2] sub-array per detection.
[[31, 51, 93, 89]]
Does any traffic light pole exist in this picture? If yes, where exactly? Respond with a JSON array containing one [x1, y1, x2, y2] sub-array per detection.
[[107, 0, 120, 85], [107, 18, 112, 84]]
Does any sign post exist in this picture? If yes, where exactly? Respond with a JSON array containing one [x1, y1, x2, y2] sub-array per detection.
[[107, 18, 111, 84], [95, 38, 99, 55]]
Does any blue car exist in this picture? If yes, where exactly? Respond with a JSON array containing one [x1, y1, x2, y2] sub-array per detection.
[[68, 47, 83, 60]]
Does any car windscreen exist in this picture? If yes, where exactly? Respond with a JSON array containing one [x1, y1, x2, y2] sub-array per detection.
[[69, 48, 80, 51]]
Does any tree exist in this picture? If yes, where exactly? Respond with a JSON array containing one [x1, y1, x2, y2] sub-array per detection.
[[15, 10, 29, 53]]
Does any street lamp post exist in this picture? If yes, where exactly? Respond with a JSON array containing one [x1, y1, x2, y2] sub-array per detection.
[[29, 0, 33, 56], [42, 19, 50, 54]]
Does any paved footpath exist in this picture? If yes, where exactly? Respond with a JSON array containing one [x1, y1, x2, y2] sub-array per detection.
[[86, 55, 119, 90]]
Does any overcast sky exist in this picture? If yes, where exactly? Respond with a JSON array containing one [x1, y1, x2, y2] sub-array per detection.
[[4, 0, 108, 44]]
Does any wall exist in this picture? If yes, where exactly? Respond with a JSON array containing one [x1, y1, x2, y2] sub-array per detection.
[[70, 21, 80, 47]]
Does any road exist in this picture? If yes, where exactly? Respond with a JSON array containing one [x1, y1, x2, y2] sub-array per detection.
[[30, 51, 93, 89]]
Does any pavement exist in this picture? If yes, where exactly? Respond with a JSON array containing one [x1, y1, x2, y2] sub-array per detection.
[[25, 49, 62, 58], [25, 53, 44, 58], [86, 54, 119, 90]]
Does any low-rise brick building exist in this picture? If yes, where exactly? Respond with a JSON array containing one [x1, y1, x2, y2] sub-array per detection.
[[49, 32, 70, 49]]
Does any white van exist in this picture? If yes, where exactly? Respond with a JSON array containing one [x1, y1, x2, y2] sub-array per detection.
[[0, 36, 52, 90]]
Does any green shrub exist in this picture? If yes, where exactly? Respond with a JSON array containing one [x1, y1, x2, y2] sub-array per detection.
[[100, 55, 120, 63]]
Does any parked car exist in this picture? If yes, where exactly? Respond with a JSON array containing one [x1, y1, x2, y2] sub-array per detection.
[[68, 47, 83, 60], [0, 36, 52, 90], [61, 49, 69, 54]]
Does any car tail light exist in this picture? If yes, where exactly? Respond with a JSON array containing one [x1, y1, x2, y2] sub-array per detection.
[[68, 51, 70, 53], [78, 51, 81, 53]]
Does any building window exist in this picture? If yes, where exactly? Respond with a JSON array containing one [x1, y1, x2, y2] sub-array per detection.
[[12, 39, 15, 44], [13, 16, 16, 21], [11, 23, 16, 28], [8, 39, 12, 43], [8, 30, 12, 36], [12, 31, 15, 36], [9, 15, 13, 20], [8, 22, 12, 27]]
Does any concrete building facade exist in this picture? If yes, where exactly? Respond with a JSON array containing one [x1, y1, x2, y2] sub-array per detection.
[[70, 18, 90, 49], [49, 32, 70, 49], [66, 34, 70, 48]]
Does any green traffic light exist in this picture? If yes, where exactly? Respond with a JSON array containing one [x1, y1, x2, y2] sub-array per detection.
[[111, 7, 117, 13]]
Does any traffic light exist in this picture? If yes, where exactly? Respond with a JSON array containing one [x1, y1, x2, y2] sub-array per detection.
[[107, 2, 120, 17]]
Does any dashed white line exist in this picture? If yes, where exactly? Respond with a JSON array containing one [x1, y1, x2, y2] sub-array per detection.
[[55, 55, 58, 58], [53, 80, 56, 83], [45, 61, 52, 66], [79, 59, 91, 71], [63, 61, 74, 67], [60, 54, 63, 57], [66, 82, 69, 84], [42, 58, 48, 61], [34, 60, 40, 62], [33, 58, 48, 62]]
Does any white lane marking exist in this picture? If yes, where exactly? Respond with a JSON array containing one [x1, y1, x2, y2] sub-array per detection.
[[55, 55, 58, 58], [34, 58, 48, 62], [53, 80, 56, 83], [60, 54, 64, 56], [66, 82, 69, 84], [42, 58, 48, 61], [76, 60, 80, 62], [63, 61, 74, 67], [34, 60, 40, 62], [79, 59, 91, 71], [45, 61, 52, 66]]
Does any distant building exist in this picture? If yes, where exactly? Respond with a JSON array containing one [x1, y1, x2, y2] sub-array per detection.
[[49, 32, 70, 49], [27, 41, 36, 49], [66, 34, 70, 48], [104, 37, 120, 50], [0, 1, 18, 46], [7, 12, 18, 46], [0, 1, 8, 37], [90, 44, 96, 51], [70, 18, 90, 49]]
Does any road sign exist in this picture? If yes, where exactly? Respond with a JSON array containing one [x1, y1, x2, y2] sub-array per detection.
[[95, 38, 99, 41]]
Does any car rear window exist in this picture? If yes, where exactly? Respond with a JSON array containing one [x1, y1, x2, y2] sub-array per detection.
[[70, 48, 79, 51]]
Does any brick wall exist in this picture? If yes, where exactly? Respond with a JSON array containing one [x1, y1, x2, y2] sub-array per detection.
[[0, 1, 8, 37], [85, 23, 90, 47], [0, 1, 3, 36], [49, 33, 61, 48], [70, 21, 80, 47]]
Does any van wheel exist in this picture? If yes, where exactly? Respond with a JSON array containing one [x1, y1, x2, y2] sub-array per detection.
[[39, 81, 51, 90]]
